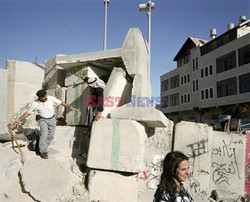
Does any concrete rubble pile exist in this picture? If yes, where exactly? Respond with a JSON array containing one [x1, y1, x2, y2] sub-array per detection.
[[0, 27, 249, 201]]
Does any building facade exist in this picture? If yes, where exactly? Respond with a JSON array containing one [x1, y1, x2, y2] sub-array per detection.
[[161, 16, 250, 127]]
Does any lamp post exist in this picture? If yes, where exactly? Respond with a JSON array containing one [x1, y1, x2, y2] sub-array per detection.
[[139, 1, 155, 80], [103, 0, 110, 50]]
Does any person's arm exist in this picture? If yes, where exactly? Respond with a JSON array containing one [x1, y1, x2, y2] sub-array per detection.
[[13, 112, 30, 126], [236, 119, 241, 134], [226, 117, 231, 133], [61, 102, 77, 111]]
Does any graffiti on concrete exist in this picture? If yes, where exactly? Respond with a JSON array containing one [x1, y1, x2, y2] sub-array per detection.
[[137, 155, 163, 190], [146, 129, 171, 151], [188, 172, 208, 197], [211, 139, 242, 185], [186, 139, 208, 159]]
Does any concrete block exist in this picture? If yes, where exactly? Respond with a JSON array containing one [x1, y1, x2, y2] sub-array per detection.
[[20, 157, 79, 202], [137, 125, 173, 194], [6, 60, 44, 123], [121, 28, 149, 80], [56, 48, 123, 72], [110, 107, 171, 128], [0, 69, 7, 134], [44, 55, 67, 89], [102, 67, 132, 118], [87, 118, 147, 172], [66, 83, 91, 125], [88, 170, 138, 202], [210, 131, 246, 197], [174, 121, 213, 197], [65, 65, 110, 86], [47, 85, 67, 118], [0, 147, 23, 198], [49, 126, 90, 166], [132, 74, 152, 99]]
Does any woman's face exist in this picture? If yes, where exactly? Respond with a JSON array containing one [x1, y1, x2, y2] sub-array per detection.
[[175, 160, 189, 182]]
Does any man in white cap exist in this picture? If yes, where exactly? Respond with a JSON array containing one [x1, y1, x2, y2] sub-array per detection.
[[14, 89, 77, 159], [80, 76, 106, 126]]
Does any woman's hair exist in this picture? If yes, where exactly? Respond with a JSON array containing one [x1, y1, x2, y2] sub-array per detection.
[[158, 151, 189, 196]]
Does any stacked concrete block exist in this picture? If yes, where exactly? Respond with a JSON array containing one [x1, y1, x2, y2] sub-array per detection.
[[66, 83, 91, 125], [174, 121, 213, 198], [0, 69, 7, 134], [210, 131, 246, 198], [137, 122, 174, 202], [131, 74, 152, 100], [102, 67, 132, 118], [47, 85, 67, 118], [44, 55, 67, 89], [88, 170, 138, 202], [65, 65, 110, 86], [6, 60, 44, 123], [87, 118, 147, 173], [110, 107, 170, 128], [121, 28, 149, 81]]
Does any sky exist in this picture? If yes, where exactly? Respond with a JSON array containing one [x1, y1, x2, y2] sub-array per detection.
[[0, 0, 249, 98]]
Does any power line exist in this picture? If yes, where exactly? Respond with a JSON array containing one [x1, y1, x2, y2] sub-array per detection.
[[42, 0, 90, 50], [157, 9, 249, 17]]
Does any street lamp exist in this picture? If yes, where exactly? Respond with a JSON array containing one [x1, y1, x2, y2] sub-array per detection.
[[103, 0, 110, 50], [139, 1, 155, 79]]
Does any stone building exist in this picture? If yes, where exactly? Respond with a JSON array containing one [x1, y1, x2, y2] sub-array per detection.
[[160, 16, 250, 128]]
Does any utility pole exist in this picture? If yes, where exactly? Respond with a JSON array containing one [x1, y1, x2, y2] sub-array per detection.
[[139, 1, 155, 80], [103, 0, 110, 50]]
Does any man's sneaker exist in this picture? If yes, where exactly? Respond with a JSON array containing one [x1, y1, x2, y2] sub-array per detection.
[[40, 152, 48, 159]]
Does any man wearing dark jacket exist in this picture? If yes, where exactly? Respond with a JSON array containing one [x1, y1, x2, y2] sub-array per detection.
[[80, 76, 106, 126]]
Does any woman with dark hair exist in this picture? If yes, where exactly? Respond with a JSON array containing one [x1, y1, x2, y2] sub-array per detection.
[[153, 151, 193, 202]]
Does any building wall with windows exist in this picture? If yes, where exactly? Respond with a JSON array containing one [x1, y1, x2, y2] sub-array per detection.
[[161, 18, 250, 124]]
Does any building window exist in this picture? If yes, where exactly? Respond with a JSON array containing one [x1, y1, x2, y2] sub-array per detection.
[[177, 55, 190, 67], [196, 79, 198, 91], [239, 73, 250, 93], [210, 88, 213, 98], [205, 67, 208, 77], [209, 65, 213, 75], [170, 93, 179, 106], [201, 69, 204, 78], [217, 77, 237, 98], [216, 51, 236, 74], [187, 93, 190, 102], [193, 80, 195, 92], [196, 57, 198, 70], [161, 96, 169, 108], [181, 77, 183, 85], [187, 74, 190, 82], [184, 75, 187, 84], [170, 75, 179, 89], [181, 95, 183, 104], [205, 89, 209, 99], [192, 58, 195, 71], [201, 90, 204, 100], [184, 94, 187, 103], [161, 80, 169, 92], [238, 44, 250, 66]]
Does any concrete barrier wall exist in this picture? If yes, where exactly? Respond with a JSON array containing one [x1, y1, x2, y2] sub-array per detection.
[[44, 56, 66, 89], [6, 60, 44, 122], [66, 83, 90, 125], [174, 121, 247, 200], [0, 69, 7, 133]]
